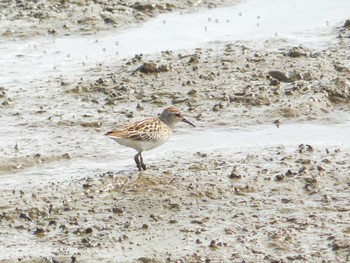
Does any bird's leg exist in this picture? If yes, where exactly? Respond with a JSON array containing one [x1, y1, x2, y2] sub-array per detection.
[[134, 152, 142, 171], [139, 152, 147, 170]]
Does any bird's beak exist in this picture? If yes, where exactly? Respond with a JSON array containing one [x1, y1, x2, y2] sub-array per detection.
[[182, 118, 195, 127]]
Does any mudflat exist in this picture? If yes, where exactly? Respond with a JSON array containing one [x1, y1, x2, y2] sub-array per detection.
[[1, 1, 350, 262]]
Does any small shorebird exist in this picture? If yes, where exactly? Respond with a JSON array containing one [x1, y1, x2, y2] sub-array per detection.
[[105, 106, 195, 171]]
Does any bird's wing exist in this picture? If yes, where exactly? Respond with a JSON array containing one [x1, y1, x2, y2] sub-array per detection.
[[105, 118, 170, 141]]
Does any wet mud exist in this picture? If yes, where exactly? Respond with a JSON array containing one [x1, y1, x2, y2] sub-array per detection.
[[1, 145, 350, 262], [0, 0, 239, 39], [1, 1, 350, 262]]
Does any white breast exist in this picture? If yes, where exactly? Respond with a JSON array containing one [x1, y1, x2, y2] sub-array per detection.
[[111, 137, 169, 152]]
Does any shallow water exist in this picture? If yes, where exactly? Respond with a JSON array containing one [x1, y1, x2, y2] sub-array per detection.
[[115, 0, 349, 51], [1, 120, 349, 189], [1, 0, 349, 87], [1, 0, 350, 187]]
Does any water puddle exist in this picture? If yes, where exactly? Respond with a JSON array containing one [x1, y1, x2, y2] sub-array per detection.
[[1, 121, 349, 188], [112, 0, 349, 52], [1, 0, 349, 88]]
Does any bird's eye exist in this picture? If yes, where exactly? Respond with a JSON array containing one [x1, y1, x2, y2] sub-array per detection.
[[176, 113, 181, 117]]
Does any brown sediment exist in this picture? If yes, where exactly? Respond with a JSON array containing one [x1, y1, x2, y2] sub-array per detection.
[[1, 0, 350, 262], [0, 0, 241, 39]]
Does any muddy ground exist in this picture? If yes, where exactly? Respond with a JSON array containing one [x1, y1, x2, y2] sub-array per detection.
[[1, 1, 350, 262], [0, 0, 239, 39]]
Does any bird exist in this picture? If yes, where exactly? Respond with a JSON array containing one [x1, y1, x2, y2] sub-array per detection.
[[105, 106, 195, 171]]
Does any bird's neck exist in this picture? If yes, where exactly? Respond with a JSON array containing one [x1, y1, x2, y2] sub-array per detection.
[[159, 115, 175, 129]]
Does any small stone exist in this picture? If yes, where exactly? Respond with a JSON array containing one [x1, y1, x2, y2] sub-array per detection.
[[83, 183, 92, 189], [19, 212, 32, 221], [158, 64, 170, 72], [59, 224, 67, 230], [187, 89, 197, 96], [188, 56, 199, 63], [273, 119, 280, 128], [85, 227, 93, 234], [2, 98, 14, 105], [48, 220, 56, 226], [285, 169, 294, 176], [33, 228, 46, 237], [229, 170, 241, 179], [103, 17, 116, 24], [80, 121, 102, 128], [138, 62, 160, 74], [209, 240, 217, 248], [274, 174, 284, 181], [268, 71, 291, 82], [81, 237, 90, 244], [344, 19, 350, 29], [136, 103, 144, 110], [112, 206, 125, 214], [287, 46, 308, 57], [62, 153, 71, 159]]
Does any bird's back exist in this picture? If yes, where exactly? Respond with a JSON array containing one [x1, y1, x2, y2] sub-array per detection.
[[105, 117, 173, 152]]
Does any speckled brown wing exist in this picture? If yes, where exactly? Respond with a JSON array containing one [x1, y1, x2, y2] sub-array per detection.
[[105, 118, 172, 141]]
